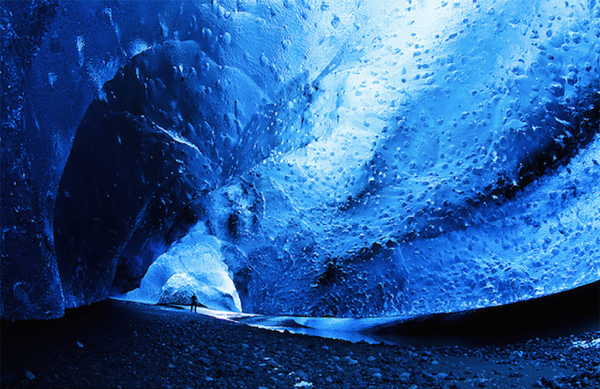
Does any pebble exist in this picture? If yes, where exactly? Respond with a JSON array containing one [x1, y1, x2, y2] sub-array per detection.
[[344, 356, 359, 365], [399, 372, 410, 383], [199, 357, 211, 366], [367, 367, 381, 375], [5, 300, 600, 389]]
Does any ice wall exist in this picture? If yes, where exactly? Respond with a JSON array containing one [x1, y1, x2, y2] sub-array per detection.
[[205, 0, 600, 317], [2, 0, 599, 320]]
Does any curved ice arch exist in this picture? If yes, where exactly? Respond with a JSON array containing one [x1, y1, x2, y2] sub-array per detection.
[[52, 1, 361, 311]]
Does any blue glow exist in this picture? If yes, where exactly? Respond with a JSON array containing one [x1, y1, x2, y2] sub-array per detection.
[[1, 0, 599, 320]]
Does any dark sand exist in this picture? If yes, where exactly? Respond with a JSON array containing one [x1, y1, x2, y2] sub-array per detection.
[[2, 299, 599, 389]]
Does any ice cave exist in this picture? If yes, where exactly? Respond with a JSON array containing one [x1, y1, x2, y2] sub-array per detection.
[[1, 0, 599, 322]]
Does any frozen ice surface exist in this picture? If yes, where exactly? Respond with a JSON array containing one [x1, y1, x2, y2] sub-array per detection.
[[184, 308, 405, 344], [1, 0, 599, 319]]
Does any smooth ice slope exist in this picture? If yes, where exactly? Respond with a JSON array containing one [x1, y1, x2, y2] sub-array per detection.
[[1, 0, 599, 320]]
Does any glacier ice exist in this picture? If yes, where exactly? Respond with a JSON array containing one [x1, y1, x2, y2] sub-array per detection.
[[1, 0, 599, 320], [122, 224, 241, 312]]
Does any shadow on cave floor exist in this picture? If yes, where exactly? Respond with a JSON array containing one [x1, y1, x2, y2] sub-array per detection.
[[2, 291, 599, 389], [366, 280, 600, 347]]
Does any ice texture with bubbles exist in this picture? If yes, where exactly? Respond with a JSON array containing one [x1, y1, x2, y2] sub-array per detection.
[[1, 0, 599, 320]]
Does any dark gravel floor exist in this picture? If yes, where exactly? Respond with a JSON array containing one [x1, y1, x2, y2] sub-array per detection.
[[2, 299, 599, 389]]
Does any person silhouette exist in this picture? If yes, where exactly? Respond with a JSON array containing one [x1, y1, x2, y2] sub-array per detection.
[[190, 294, 198, 313]]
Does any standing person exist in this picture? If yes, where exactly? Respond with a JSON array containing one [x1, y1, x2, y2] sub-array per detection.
[[190, 293, 198, 313]]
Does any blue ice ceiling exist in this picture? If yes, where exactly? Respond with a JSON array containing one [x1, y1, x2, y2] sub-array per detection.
[[1, 0, 599, 320]]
